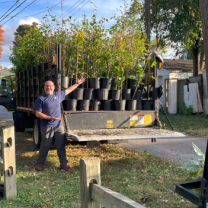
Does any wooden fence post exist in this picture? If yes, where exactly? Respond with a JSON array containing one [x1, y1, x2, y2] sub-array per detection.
[[80, 157, 101, 208], [1, 126, 17, 199]]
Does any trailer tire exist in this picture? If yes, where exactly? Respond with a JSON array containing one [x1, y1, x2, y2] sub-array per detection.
[[33, 119, 41, 148], [14, 112, 25, 132]]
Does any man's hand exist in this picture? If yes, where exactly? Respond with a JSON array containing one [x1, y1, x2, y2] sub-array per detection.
[[65, 77, 86, 95], [51, 117, 61, 120], [35, 111, 61, 121], [77, 77, 86, 85]]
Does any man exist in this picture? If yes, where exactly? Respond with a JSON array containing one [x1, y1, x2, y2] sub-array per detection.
[[33, 78, 85, 171]]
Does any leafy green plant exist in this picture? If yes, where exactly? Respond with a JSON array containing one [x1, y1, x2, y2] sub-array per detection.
[[180, 142, 205, 179], [179, 103, 194, 115]]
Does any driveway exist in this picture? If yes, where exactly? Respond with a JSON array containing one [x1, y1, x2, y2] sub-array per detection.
[[119, 136, 208, 163]]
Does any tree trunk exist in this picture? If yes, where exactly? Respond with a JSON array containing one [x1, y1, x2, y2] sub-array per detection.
[[199, 0, 208, 93], [145, 0, 151, 49], [192, 40, 199, 76], [200, 49, 205, 72]]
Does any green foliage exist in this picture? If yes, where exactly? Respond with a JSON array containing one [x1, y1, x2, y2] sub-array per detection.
[[180, 142, 204, 179], [10, 2, 148, 85], [179, 103, 194, 115], [150, 0, 202, 58]]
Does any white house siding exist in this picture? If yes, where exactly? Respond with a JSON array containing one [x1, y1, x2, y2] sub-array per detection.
[[158, 69, 169, 107], [168, 79, 178, 114], [202, 69, 208, 114], [158, 68, 193, 113]]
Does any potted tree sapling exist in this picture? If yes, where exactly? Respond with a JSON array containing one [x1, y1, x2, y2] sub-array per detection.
[[126, 64, 144, 110], [142, 55, 157, 110]]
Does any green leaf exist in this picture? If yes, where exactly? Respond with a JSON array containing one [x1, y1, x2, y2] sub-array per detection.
[[192, 142, 205, 160], [151, 59, 157, 68], [180, 160, 199, 172]]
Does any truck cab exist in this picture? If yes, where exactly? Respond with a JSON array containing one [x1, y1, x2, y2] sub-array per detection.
[[0, 76, 16, 111]]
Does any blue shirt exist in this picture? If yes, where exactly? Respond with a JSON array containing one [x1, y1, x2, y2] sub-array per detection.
[[33, 91, 65, 127]]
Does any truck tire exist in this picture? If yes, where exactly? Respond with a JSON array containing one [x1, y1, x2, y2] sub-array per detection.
[[14, 112, 25, 132], [33, 119, 41, 148]]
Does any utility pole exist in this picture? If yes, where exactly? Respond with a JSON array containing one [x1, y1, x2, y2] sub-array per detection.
[[200, 0, 208, 92], [144, 0, 151, 50]]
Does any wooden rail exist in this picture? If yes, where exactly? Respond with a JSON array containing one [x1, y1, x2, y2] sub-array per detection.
[[80, 158, 145, 208]]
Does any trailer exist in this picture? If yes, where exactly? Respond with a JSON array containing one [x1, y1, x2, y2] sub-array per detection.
[[0, 44, 186, 147]]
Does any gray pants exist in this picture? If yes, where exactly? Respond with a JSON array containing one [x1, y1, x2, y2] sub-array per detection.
[[36, 125, 68, 167]]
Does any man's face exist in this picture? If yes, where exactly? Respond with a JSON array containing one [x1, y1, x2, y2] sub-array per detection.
[[44, 81, 55, 95]]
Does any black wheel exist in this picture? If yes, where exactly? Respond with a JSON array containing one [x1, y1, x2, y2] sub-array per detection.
[[33, 119, 41, 148], [14, 112, 25, 132]]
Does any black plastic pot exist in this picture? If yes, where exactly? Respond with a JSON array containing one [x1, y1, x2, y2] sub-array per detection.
[[68, 78, 75, 87], [63, 99, 77, 111], [111, 78, 116, 90], [65, 94, 70, 100], [77, 100, 90, 111], [126, 100, 137, 110], [127, 78, 137, 90], [101, 100, 112, 111], [71, 88, 84, 100], [88, 78, 100, 89], [84, 88, 94, 100], [112, 100, 126, 111], [136, 99, 142, 110], [90, 100, 101, 111], [96, 89, 109, 100], [132, 90, 142, 100], [122, 89, 131, 100], [142, 100, 153, 110], [122, 80, 126, 90], [78, 83, 85, 88], [61, 76, 69, 89], [100, 78, 112, 89], [108, 89, 121, 100]]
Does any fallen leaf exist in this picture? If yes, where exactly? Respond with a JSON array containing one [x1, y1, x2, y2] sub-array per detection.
[[45, 198, 50, 202], [22, 176, 26, 179]]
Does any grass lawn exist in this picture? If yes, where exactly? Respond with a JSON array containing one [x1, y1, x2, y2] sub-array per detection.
[[159, 110, 208, 137], [0, 126, 195, 208]]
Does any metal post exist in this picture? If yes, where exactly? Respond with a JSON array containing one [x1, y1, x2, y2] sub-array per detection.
[[153, 58, 159, 112], [55, 43, 61, 91], [198, 139, 208, 208]]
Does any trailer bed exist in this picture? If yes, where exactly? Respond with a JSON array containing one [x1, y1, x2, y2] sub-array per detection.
[[66, 128, 186, 142]]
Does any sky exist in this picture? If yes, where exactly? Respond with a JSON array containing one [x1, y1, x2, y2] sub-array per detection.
[[0, 0, 176, 68]]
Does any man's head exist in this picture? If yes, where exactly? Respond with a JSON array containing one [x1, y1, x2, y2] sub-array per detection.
[[44, 81, 55, 95]]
